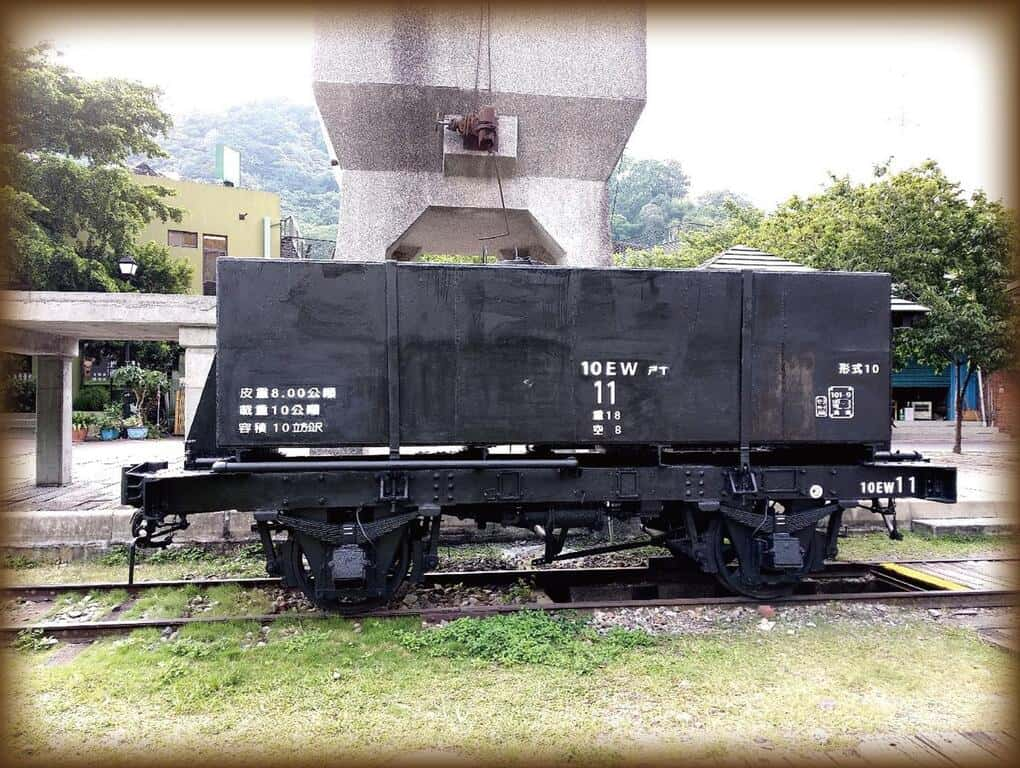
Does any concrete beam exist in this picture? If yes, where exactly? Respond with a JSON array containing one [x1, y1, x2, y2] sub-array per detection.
[[0, 325, 78, 357], [0, 290, 216, 341], [35, 356, 73, 486]]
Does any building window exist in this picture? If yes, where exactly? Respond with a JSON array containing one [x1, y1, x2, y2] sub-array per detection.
[[202, 234, 228, 296], [168, 230, 198, 248]]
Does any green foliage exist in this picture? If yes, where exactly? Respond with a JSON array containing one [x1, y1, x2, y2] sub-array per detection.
[[131, 240, 192, 294], [610, 157, 690, 246], [98, 542, 263, 567], [98, 404, 124, 431], [4, 44, 171, 163], [1, 375, 35, 412], [82, 341, 181, 375], [276, 628, 334, 652], [138, 100, 339, 237], [758, 163, 1014, 373], [110, 365, 168, 424], [609, 156, 754, 248], [13, 628, 58, 653], [71, 411, 96, 429], [2, 552, 37, 569], [2, 43, 189, 292], [416, 253, 485, 264], [168, 636, 233, 660], [72, 385, 110, 411], [398, 611, 655, 673], [613, 246, 706, 270]]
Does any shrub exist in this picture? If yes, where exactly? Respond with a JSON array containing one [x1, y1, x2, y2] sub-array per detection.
[[111, 365, 168, 426], [72, 385, 110, 411], [98, 404, 124, 431], [1, 375, 35, 412], [72, 411, 96, 430]]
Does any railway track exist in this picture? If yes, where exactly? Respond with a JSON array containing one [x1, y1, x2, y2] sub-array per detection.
[[3, 557, 1016, 640]]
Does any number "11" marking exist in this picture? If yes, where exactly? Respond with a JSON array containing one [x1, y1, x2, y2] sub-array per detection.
[[594, 380, 616, 405]]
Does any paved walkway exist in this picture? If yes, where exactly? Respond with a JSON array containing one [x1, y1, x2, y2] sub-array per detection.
[[2, 436, 183, 512]]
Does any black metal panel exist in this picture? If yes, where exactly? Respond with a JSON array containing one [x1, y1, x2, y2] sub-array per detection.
[[750, 271, 891, 444], [215, 259, 388, 447], [215, 259, 891, 449], [397, 264, 743, 445]]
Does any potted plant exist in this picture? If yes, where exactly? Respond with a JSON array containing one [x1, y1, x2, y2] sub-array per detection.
[[98, 405, 123, 440], [124, 414, 149, 440], [71, 412, 92, 442], [110, 365, 169, 432]]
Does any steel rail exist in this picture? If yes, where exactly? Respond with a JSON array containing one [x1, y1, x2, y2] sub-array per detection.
[[4, 587, 1017, 640]]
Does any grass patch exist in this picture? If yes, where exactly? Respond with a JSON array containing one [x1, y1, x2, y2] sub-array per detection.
[[1, 544, 267, 586], [122, 585, 201, 619], [201, 583, 273, 617], [4, 611, 1014, 763], [837, 531, 1016, 561], [399, 611, 655, 673]]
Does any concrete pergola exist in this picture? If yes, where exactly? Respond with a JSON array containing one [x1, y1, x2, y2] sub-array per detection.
[[0, 290, 216, 486]]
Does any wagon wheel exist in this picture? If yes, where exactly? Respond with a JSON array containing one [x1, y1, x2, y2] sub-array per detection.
[[708, 517, 796, 600], [284, 528, 413, 611], [376, 528, 412, 604], [282, 532, 337, 610]]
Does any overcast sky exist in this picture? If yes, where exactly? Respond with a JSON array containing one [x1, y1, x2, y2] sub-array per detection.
[[13, 6, 1013, 209]]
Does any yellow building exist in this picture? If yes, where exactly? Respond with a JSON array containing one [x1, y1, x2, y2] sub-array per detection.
[[134, 172, 281, 295]]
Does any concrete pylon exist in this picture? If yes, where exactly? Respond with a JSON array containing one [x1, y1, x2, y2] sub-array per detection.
[[313, 2, 646, 266], [180, 326, 216, 438], [35, 356, 73, 486]]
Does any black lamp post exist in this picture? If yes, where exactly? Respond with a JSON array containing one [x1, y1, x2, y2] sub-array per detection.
[[117, 255, 139, 279], [117, 256, 138, 364]]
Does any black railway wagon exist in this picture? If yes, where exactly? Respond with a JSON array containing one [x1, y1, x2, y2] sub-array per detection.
[[123, 259, 957, 607]]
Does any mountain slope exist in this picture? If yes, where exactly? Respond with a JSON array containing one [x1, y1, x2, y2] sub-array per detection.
[[147, 100, 340, 241]]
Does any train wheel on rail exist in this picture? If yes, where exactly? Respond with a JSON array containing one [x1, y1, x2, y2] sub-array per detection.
[[708, 517, 797, 600], [281, 526, 413, 611], [280, 532, 338, 610]]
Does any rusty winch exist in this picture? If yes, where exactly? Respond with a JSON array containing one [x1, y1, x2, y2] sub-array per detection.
[[445, 105, 498, 152]]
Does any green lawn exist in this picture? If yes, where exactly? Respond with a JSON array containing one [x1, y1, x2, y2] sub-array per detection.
[[1, 545, 267, 586], [835, 532, 1016, 562], [5, 610, 1014, 764]]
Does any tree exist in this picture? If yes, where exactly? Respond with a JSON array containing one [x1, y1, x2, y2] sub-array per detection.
[[1, 44, 191, 293], [613, 246, 704, 270], [111, 365, 169, 426], [702, 160, 1015, 452], [609, 157, 691, 246]]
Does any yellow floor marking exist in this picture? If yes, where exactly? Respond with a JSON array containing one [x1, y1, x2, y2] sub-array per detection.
[[880, 562, 969, 591]]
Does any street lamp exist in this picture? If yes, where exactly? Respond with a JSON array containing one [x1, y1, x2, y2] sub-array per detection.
[[118, 255, 138, 279], [117, 256, 138, 365]]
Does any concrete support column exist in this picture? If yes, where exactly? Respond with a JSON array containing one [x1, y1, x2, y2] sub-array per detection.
[[179, 326, 217, 437], [35, 355, 73, 486]]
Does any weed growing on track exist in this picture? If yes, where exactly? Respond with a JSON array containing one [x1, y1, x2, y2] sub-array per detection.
[[13, 628, 58, 652]]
